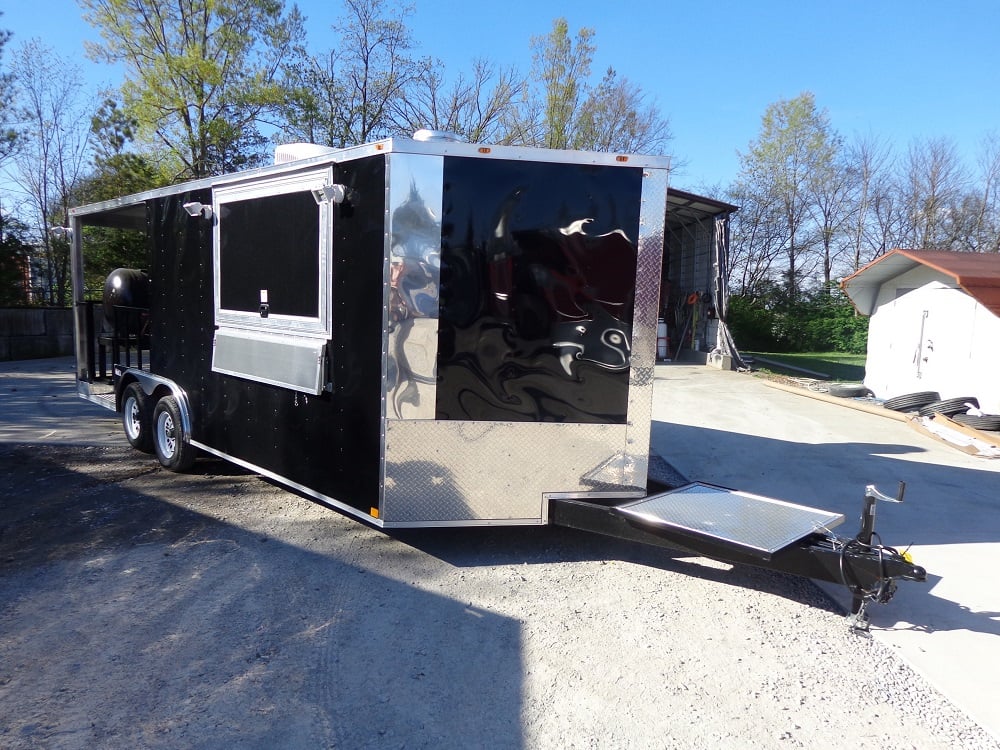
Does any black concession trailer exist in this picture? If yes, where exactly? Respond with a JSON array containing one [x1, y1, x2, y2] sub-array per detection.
[[69, 134, 924, 627]]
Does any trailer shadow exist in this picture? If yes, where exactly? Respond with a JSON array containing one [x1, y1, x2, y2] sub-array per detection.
[[392, 524, 845, 617], [0, 445, 525, 749], [189, 454, 258, 477], [391, 522, 1000, 639], [649, 419, 1000, 548]]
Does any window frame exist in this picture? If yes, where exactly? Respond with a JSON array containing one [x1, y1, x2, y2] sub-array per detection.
[[212, 166, 334, 339]]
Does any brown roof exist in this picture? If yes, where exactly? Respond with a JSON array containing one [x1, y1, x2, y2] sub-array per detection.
[[841, 249, 1000, 317]]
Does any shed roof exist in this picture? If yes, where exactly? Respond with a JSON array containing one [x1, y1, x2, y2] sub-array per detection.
[[666, 187, 738, 229], [841, 249, 1000, 317]]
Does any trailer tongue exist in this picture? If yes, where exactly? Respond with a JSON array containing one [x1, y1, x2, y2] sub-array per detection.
[[550, 481, 926, 631]]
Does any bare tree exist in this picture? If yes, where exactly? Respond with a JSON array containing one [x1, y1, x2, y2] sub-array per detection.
[[282, 11, 670, 154], [281, 49, 350, 147], [869, 180, 907, 257], [728, 104, 1000, 316], [897, 137, 968, 249], [843, 133, 895, 269], [392, 59, 527, 144], [726, 179, 791, 297], [282, 0, 429, 148], [6, 40, 92, 306], [572, 67, 671, 154], [806, 132, 852, 285], [959, 132, 1000, 253]]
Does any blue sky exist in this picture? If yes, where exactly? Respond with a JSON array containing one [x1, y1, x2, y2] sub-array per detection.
[[3, 0, 999, 193]]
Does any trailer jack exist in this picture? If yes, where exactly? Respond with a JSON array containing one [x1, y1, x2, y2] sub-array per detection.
[[549, 481, 927, 631], [843, 482, 920, 632]]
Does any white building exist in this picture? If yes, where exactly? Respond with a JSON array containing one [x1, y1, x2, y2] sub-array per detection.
[[842, 249, 1000, 414]]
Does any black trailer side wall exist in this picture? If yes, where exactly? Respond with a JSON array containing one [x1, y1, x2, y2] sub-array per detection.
[[149, 155, 387, 513]]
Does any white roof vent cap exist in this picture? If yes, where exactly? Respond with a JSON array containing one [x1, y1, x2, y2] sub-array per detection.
[[274, 143, 339, 164], [413, 129, 465, 143]]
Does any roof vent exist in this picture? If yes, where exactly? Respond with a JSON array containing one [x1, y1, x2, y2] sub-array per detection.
[[274, 143, 339, 164], [413, 129, 465, 143]]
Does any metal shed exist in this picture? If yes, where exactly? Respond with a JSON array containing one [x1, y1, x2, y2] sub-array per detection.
[[842, 248, 1000, 414], [661, 189, 740, 364]]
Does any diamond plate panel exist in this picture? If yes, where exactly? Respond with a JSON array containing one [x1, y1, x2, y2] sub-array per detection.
[[623, 166, 670, 487], [382, 421, 632, 524], [618, 483, 844, 556]]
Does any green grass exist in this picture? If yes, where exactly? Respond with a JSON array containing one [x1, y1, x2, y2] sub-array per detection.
[[744, 351, 867, 382]]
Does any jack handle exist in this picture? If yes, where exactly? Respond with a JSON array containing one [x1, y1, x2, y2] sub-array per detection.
[[859, 481, 905, 546], [865, 482, 905, 505]]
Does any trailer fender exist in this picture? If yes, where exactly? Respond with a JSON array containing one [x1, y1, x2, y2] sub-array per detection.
[[115, 369, 194, 443]]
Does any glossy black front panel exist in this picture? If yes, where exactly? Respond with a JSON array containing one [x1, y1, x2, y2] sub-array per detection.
[[437, 158, 642, 423], [149, 155, 386, 512]]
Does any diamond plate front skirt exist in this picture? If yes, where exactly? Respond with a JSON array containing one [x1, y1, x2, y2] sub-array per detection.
[[381, 420, 643, 525]]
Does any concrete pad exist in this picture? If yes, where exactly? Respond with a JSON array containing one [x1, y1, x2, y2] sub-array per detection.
[[0, 357, 121, 446], [650, 363, 1000, 739]]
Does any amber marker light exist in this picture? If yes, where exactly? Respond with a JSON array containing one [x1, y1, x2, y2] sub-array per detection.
[[616, 155, 629, 162], [478, 147, 491, 154]]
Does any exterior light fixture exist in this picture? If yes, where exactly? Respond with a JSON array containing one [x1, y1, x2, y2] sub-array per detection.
[[311, 184, 347, 205], [182, 201, 214, 220]]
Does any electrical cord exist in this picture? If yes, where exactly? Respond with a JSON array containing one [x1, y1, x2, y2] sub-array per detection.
[[837, 532, 900, 604]]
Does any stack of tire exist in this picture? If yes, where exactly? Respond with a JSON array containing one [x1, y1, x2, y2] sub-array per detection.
[[883, 391, 1000, 432], [827, 382, 871, 398]]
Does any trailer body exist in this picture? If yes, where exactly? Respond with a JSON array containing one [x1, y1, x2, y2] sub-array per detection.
[[71, 138, 669, 527], [70, 137, 925, 624]]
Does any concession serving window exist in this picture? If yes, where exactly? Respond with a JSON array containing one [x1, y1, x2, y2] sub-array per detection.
[[211, 167, 335, 394]]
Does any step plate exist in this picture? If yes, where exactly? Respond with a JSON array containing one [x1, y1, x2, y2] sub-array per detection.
[[93, 392, 116, 410], [615, 482, 844, 560]]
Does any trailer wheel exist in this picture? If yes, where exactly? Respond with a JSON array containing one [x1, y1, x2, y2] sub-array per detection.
[[152, 395, 196, 472], [121, 382, 153, 453]]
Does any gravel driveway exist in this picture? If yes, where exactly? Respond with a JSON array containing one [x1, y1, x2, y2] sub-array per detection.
[[2, 437, 997, 749]]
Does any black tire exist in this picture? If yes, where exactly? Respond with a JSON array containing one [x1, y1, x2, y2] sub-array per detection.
[[951, 413, 1000, 432], [883, 391, 940, 412], [917, 396, 979, 417], [828, 382, 869, 398], [152, 395, 196, 472], [121, 382, 153, 453]]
